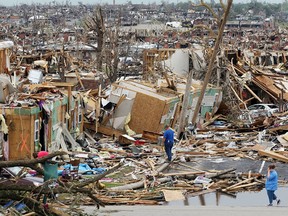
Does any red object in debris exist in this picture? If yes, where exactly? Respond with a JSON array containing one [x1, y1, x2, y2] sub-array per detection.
[[134, 140, 145, 145], [37, 151, 49, 158]]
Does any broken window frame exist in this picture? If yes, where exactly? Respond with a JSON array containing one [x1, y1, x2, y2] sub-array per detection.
[[34, 119, 40, 142]]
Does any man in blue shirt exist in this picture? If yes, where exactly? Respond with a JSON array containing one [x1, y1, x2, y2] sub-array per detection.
[[162, 125, 174, 162], [265, 164, 280, 206]]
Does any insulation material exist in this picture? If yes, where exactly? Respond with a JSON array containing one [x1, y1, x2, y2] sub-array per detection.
[[0, 75, 16, 103], [28, 69, 43, 84], [162, 49, 189, 77], [124, 113, 136, 136], [0, 115, 8, 133]]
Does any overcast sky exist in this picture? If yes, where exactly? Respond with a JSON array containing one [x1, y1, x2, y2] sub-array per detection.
[[0, 0, 285, 6]]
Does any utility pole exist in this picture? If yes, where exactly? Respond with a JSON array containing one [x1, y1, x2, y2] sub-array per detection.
[[191, 0, 233, 125]]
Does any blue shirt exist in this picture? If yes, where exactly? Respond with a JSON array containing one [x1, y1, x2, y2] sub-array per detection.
[[265, 170, 278, 191], [163, 128, 174, 144]]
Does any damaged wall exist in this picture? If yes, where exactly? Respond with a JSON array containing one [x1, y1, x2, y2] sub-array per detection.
[[104, 80, 222, 134], [0, 92, 83, 160]]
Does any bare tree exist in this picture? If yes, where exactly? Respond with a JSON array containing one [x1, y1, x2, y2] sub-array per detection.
[[84, 7, 105, 71]]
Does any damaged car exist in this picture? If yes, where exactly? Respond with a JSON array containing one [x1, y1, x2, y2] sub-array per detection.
[[247, 103, 279, 118]]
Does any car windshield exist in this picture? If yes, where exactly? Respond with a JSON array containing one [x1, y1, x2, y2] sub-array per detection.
[[248, 105, 258, 110], [268, 105, 278, 109]]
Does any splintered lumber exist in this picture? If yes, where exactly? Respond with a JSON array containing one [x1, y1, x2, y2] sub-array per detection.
[[110, 163, 171, 191], [76, 161, 124, 188], [258, 149, 288, 163], [177, 162, 207, 173], [227, 182, 260, 191], [162, 189, 185, 201], [145, 158, 156, 172], [95, 195, 159, 205], [0, 151, 67, 175], [176, 151, 210, 155], [223, 177, 254, 191], [207, 168, 236, 179], [244, 84, 262, 102], [268, 124, 288, 132], [162, 171, 205, 177], [202, 114, 222, 128], [189, 188, 216, 197], [110, 177, 171, 191]]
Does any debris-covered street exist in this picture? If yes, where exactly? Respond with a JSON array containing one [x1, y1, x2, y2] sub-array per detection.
[[1, 0, 288, 215]]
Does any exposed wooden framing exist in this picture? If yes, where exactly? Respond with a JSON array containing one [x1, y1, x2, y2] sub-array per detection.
[[143, 49, 175, 79], [75, 69, 84, 89], [244, 84, 262, 102], [234, 65, 278, 101], [230, 84, 248, 109], [239, 97, 254, 105]]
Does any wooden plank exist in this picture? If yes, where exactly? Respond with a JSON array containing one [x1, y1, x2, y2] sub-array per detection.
[[227, 182, 260, 191], [75, 69, 84, 89], [223, 177, 254, 191], [162, 171, 205, 177], [176, 151, 210, 155], [268, 124, 288, 132], [7, 115, 35, 160], [49, 82, 75, 87], [258, 149, 288, 163], [162, 189, 185, 201], [142, 130, 162, 142], [130, 93, 166, 134], [92, 124, 124, 138], [244, 84, 262, 102], [189, 188, 216, 197], [62, 124, 78, 151]]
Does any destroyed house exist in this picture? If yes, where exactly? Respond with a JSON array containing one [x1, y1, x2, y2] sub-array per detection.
[[103, 80, 222, 135], [0, 83, 83, 161], [0, 40, 13, 73]]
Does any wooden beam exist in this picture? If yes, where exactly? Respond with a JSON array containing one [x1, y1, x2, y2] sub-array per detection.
[[267, 124, 288, 132], [97, 125, 124, 138], [162, 171, 205, 177], [227, 182, 260, 191], [223, 177, 254, 191], [258, 149, 288, 163], [75, 69, 84, 89], [244, 84, 262, 102]]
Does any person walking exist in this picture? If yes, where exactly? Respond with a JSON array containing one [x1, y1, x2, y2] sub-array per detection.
[[162, 125, 174, 162], [265, 164, 280, 206]]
